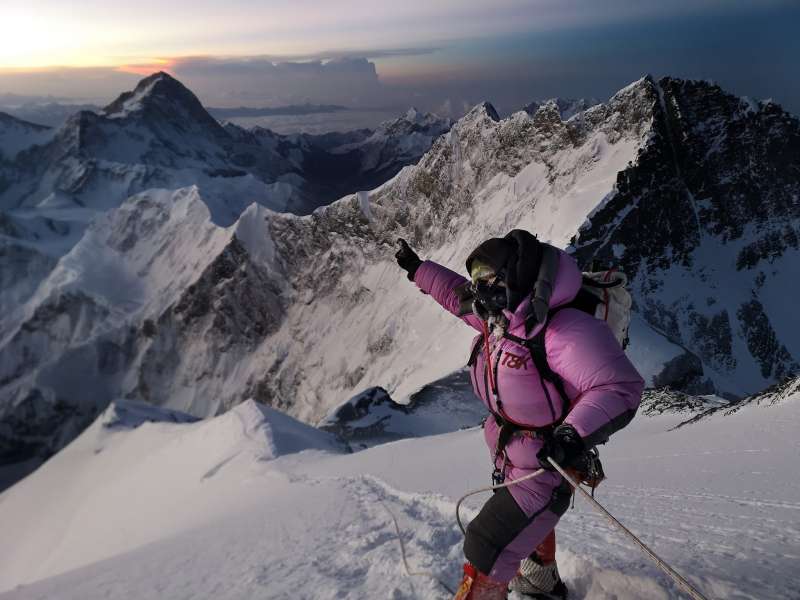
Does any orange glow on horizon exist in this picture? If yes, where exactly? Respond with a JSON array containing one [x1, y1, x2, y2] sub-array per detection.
[[116, 58, 177, 76]]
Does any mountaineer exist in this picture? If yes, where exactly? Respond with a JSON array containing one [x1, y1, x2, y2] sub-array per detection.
[[395, 230, 644, 599]]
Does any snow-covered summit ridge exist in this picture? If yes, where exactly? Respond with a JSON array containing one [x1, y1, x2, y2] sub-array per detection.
[[524, 97, 600, 121], [0, 397, 342, 591], [1, 375, 799, 598], [97, 397, 342, 461]]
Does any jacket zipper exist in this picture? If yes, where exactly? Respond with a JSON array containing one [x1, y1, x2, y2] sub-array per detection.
[[492, 348, 503, 413]]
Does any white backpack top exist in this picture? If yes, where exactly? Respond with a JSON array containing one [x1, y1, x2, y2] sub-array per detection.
[[579, 270, 632, 349]]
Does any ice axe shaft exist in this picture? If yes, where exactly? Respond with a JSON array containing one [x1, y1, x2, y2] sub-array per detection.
[[547, 457, 710, 600]]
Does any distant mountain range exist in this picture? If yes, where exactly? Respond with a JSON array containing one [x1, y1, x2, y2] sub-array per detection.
[[208, 104, 350, 119], [0, 100, 385, 128], [1, 71, 797, 492]]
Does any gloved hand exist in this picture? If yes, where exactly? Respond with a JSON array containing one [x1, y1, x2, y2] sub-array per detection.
[[395, 238, 422, 281], [537, 424, 586, 471]]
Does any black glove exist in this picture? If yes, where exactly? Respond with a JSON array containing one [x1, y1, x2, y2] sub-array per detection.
[[395, 238, 422, 281], [537, 424, 586, 471]]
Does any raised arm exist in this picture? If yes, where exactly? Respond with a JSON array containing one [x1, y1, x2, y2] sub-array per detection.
[[546, 309, 645, 447], [395, 239, 482, 331], [413, 260, 483, 331]]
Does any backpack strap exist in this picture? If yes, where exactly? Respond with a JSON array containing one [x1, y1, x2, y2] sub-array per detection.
[[503, 310, 571, 423], [569, 287, 603, 315], [467, 333, 484, 367]]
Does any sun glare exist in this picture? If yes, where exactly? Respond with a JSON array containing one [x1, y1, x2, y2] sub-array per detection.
[[0, 12, 60, 68], [0, 9, 154, 70]]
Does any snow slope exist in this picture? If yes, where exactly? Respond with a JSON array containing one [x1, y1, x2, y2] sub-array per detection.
[[1, 382, 797, 599], [0, 399, 341, 591]]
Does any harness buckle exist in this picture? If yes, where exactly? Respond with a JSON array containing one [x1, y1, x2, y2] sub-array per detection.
[[491, 450, 508, 486], [491, 467, 505, 486]]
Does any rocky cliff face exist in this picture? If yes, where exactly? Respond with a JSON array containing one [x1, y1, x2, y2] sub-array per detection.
[[0, 72, 450, 348], [0, 188, 287, 475], [572, 77, 800, 395]]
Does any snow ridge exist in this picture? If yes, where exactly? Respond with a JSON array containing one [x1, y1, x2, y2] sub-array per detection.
[[3, 385, 798, 599]]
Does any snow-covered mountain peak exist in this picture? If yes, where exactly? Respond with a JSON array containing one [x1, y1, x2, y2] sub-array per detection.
[[404, 106, 423, 121], [524, 97, 600, 122], [373, 107, 450, 138], [614, 74, 655, 97], [102, 71, 221, 131], [0, 111, 53, 160], [102, 72, 162, 117], [465, 100, 500, 123], [573, 75, 800, 394]]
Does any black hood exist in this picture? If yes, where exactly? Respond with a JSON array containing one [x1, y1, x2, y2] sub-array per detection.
[[465, 237, 514, 277], [465, 229, 558, 332]]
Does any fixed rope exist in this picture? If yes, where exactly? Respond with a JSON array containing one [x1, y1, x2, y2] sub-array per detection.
[[546, 457, 710, 600], [388, 459, 711, 600]]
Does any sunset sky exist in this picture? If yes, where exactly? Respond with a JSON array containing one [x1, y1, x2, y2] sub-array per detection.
[[1, 0, 797, 116]]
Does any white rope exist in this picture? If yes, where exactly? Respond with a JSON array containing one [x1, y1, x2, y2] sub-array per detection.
[[380, 500, 456, 595], [455, 468, 548, 535], [546, 458, 710, 600], [453, 461, 710, 600]]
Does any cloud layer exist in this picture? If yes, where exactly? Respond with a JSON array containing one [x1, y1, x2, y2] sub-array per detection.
[[0, 0, 796, 124]]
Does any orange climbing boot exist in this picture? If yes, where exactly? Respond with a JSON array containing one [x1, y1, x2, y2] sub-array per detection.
[[453, 563, 508, 600]]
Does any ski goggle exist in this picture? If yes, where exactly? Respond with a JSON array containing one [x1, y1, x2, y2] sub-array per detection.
[[470, 278, 507, 313], [468, 259, 508, 314], [469, 259, 497, 284]]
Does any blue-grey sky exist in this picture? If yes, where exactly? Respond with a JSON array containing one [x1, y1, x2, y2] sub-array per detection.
[[0, 0, 797, 117]]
